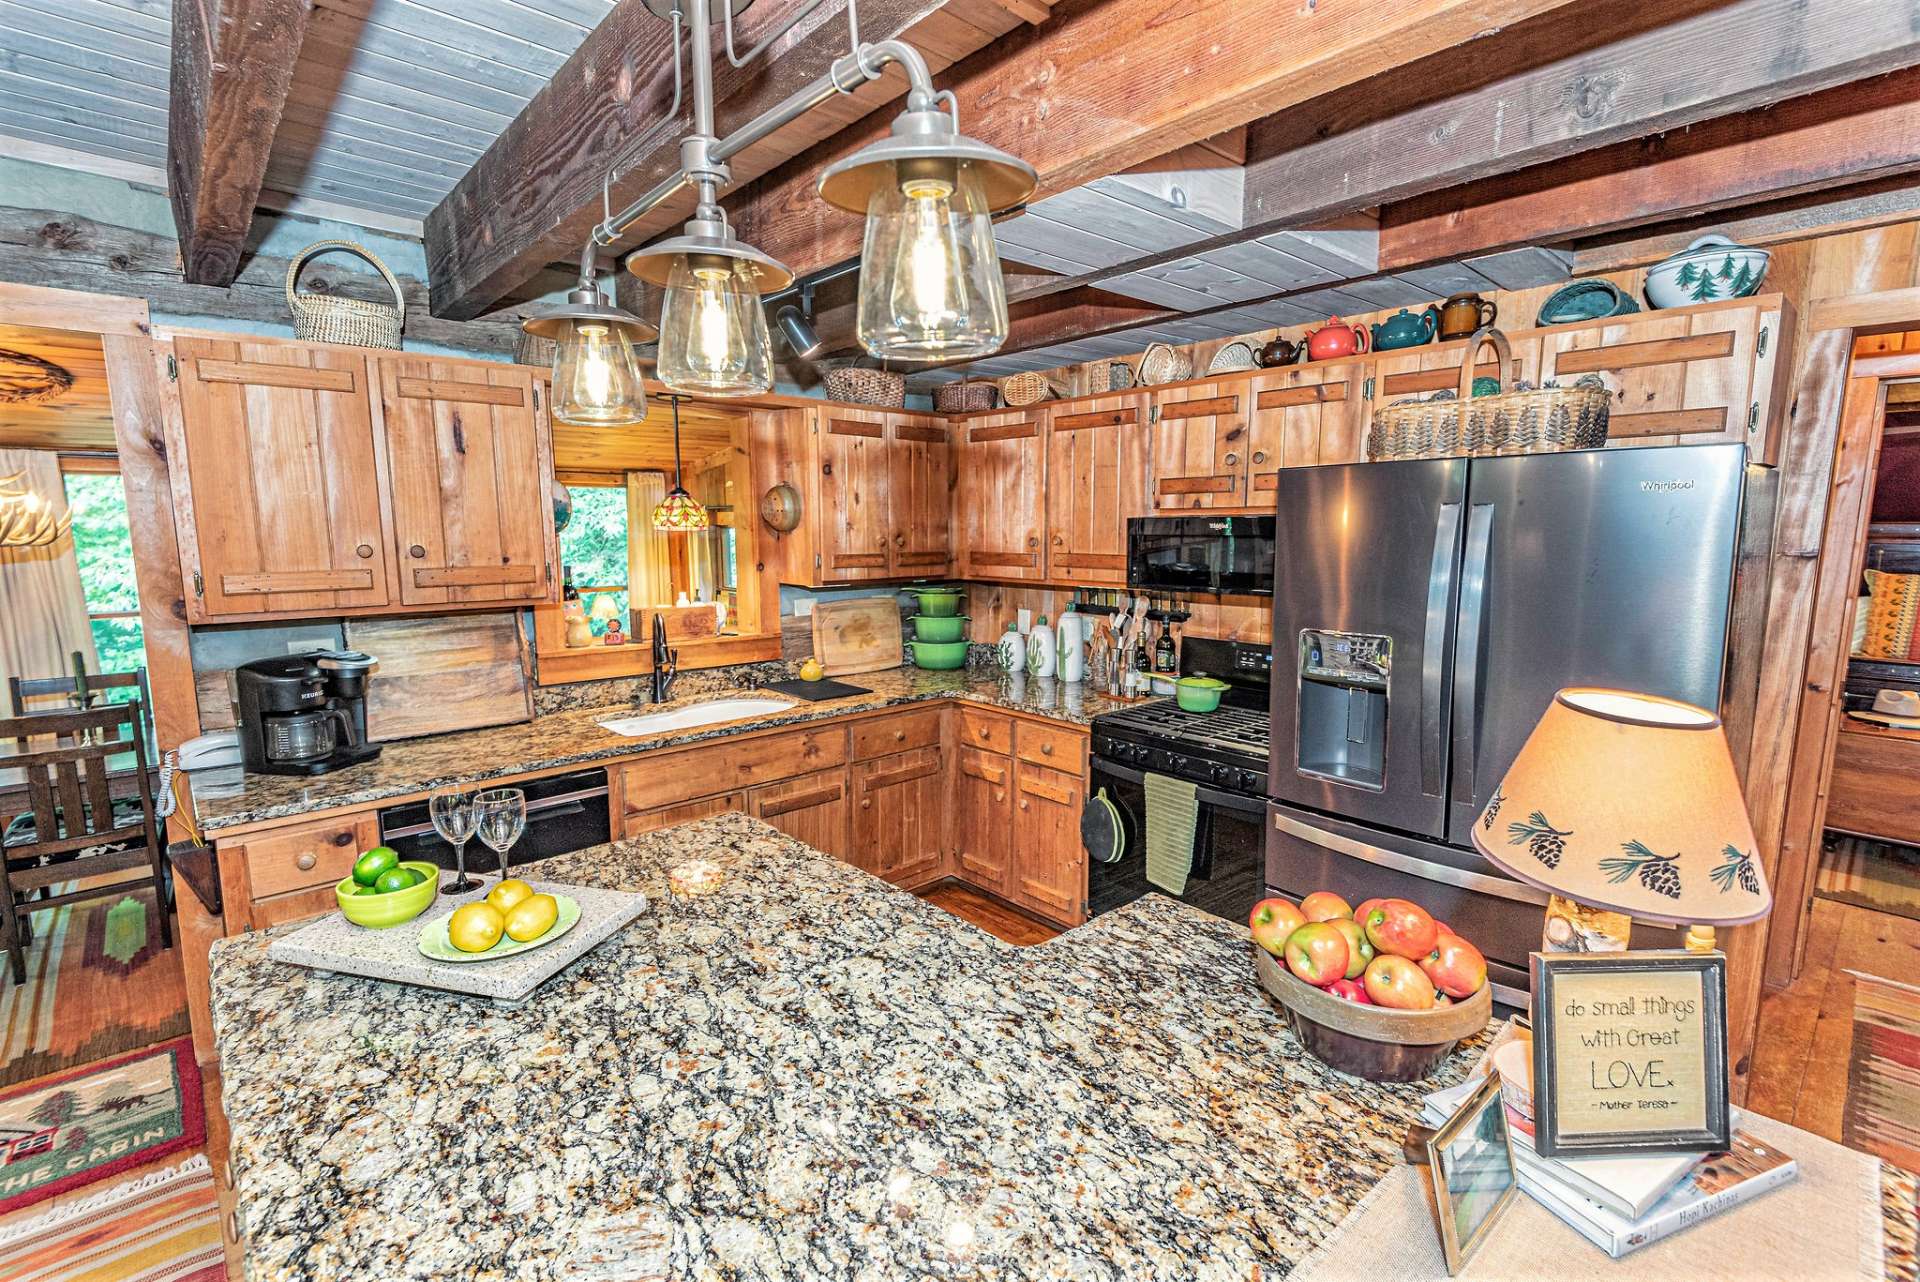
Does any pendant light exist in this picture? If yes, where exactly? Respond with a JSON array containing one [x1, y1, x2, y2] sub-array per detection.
[[521, 272, 655, 426], [651, 395, 710, 532], [819, 105, 1035, 360], [629, 214, 791, 397], [0, 471, 70, 549]]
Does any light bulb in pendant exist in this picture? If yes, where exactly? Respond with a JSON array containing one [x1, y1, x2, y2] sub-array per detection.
[[657, 252, 773, 396], [854, 159, 1006, 360], [522, 284, 651, 426]]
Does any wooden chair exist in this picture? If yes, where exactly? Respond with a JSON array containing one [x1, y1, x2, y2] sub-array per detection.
[[0, 704, 170, 985], [9, 667, 154, 754]]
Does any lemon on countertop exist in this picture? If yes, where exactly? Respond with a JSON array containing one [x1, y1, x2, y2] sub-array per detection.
[[799, 658, 824, 681], [448, 902, 506, 953], [486, 878, 534, 914], [502, 892, 559, 942]]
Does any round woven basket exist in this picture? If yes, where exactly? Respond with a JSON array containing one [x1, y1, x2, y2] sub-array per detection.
[[935, 380, 999, 413], [286, 240, 405, 349], [1000, 370, 1063, 406], [823, 366, 906, 407], [1206, 341, 1258, 375], [1138, 342, 1193, 385]]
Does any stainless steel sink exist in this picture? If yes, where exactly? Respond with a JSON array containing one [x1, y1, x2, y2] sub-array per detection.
[[596, 697, 798, 737]]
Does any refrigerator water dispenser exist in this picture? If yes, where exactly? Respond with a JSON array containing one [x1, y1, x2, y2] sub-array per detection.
[[1295, 630, 1391, 791]]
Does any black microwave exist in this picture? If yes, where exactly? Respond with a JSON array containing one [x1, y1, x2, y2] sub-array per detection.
[[1127, 516, 1276, 596]]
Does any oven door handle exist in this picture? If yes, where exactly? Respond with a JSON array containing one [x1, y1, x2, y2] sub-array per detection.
[[1269, 810, 1548, 905], [1420, 500, 1461, 797], [1089, 760, 1265, 817]]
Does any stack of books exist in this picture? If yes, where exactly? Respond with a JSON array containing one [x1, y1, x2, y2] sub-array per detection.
[[1422, 1073, 1797, 1257]]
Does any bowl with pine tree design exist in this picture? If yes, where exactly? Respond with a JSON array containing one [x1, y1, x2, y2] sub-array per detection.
[[1644, 235, 1770, 310]]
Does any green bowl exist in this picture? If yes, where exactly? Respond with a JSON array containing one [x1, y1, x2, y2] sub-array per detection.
[[909, 639, 970, 670], [906, 587, 964, 618], [1175, 677, 1229, 713], [336, 859, 439, 928], [912, 614, 970, 643]]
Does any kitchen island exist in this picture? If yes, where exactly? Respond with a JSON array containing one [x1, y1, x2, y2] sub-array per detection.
[[210, 812, 1466, 1281]]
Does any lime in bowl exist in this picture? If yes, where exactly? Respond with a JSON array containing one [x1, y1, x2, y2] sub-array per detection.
[[336, 860, 440, 928]]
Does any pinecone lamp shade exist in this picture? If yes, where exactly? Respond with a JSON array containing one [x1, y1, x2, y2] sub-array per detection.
[[1470, 689, 1771, 945]]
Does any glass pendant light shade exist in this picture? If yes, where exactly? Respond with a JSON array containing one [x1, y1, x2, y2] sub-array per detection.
[[854, 158, 1006, 359], [656, 252, 773, 395], [551, 319, 646, 424], [652, 487, 711, 531]]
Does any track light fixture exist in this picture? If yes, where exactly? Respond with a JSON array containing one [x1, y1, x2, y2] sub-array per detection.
[[775, 302, 824, 359]]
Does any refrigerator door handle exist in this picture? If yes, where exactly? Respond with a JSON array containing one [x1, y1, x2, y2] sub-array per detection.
[[1420, 500, 1462, 797], [1452, 502, 1496, 809]]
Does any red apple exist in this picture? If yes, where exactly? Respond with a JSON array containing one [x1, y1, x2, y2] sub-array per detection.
[[1300, 891, 1353, 922], [1420, 931, 1487, 999], [1352, 897, 1387, 929], [1325, 978, 1372, 1004], [1363, 899, 1440, 960], [1249, 898, 1307, 957], [1363, 954, 1437, 1010], [1284, 921, 1350, 986], [1328, 917, 1374, 979]]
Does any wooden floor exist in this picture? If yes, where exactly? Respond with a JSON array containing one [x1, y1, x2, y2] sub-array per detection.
[[1747, 895, 1920, 1139], [917, 881, 1062, 946]]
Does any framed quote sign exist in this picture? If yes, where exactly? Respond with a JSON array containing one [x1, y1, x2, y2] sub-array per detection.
[[1529, 950, 1730, 1158]]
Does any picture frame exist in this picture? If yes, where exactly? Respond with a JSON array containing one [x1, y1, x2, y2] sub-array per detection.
[[1530, 949, 1730, 1159], [1420, 1071, 1520, 1275]]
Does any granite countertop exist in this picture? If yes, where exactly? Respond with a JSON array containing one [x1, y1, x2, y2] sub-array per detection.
[[210, 812, 1471, 1281], [196, 666, 1135, 834]]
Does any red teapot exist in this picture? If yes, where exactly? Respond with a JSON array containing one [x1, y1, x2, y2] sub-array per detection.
[[1305, 316, 1370, 361]]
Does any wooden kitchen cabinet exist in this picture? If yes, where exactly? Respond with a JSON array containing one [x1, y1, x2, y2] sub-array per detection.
[[956, 408, 1047, 581], [851, 745, 946, 886], [165, 336, 393, 619], [888, 413, 953, 576], [1150, 379, 1251, 509], [623, 792, 744, 839], [376, 358, 554, 607], [1045, 392, 1150, 586], [953, 745, 1013, 895], [215, 810, 381, 933], [1248, 359, 1369, 482], [749, 769, 852, 859], [818, 407, 894, 581], [1011, 760, 1086, 925]]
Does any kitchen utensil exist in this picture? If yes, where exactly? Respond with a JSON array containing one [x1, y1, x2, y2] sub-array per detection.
[[429, 789, 482, 895], [908, 639, 970, 670], [904, 586, 964, 617], [346, 614, 531, 742], [1252, 945, 1490, 1082], [1175, 676, 1229, 712], [286, 240, 404, 349], [811, 598, 906, 676], [473, 788, 526, 881], [1534, 278, 1640, 326], [910, 614, 970, 642], [1366, 327, 1609, 461], [1257, 336, 1304, 367], [1305, 317, 1370, 361], [759, 482, 802, 532], [419, 895, 582, 962], [822, 366, 906, 406], [336, 860, 441, 928], [1138, 342, 1194, 385], [760, 676, 872, 701], [1437, 292, 1498, 340], [1205, 341, 1259, 374], [1644, 234, 1770, 309], [1370, 307, 1438, 350]]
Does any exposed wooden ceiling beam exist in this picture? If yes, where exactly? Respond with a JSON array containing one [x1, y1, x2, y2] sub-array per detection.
[[168, 0, 315, 286], [1380, 66, 1920, 270], [725, 0, 1587, 284], [423, 0, 1052, 323], [1004, 0, 1920, 311]]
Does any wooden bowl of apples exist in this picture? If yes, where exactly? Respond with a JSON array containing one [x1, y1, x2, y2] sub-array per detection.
[[1250, 893, 1492, 1083]]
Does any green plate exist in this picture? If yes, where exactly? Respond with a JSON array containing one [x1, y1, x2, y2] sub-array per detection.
[[417, 895, 581, 963]]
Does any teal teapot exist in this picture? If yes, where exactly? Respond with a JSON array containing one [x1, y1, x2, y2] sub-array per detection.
[[1370, 307, 1437, 350]]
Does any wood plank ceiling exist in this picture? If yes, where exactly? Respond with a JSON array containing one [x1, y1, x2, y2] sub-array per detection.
[[0, 323, 114, 451]]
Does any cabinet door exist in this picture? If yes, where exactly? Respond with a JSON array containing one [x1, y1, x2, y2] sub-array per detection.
[[956, 409, 1045, 580], [819, 408, 893, 581], [851, 745, 946, 886], [168, 337, 390, 618], [1536, 301, 1768, 451], [953, 746, 1013, 895], [624, 792, 743, 839], [1248, 360, 1367, 486], [377, 358, 552, 606], [1011, 761, 1086, 925], [1045, 393, 1149, 586], [888, 413, 952, 576], [748, 768, 850, 860], [1151, 379, 1250, 508]]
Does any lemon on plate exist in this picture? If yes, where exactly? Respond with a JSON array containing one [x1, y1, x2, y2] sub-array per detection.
[[503, 892, 559, 942], [486, 879, 534, 913], [448, 902, 506, 953]]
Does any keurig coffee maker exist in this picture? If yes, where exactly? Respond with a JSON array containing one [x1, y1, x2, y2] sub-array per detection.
[[235, 651, 383, 776]]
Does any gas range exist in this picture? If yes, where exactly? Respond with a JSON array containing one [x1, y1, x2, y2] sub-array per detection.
[[1089, 639, 1272, 799]]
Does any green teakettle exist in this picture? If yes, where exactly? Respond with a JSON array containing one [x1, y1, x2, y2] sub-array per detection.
[[1370, 307, 1437, 350]]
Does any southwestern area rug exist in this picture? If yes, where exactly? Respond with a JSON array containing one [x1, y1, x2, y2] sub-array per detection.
[[0, 1154, 222, 1282], [1845, 971, 1920, 1175]]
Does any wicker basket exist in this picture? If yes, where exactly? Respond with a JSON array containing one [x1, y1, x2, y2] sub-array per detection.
[[1089, 359, 1136, 392], [1366, 328, 1610, 461], [286, 241, 405, 349], [935, 380, 999, 412], [1000, 370, 1064, 406], [1206, 341, 1259, 375], [824, 366, 906, 407], [1138, 342, 1193, 385]]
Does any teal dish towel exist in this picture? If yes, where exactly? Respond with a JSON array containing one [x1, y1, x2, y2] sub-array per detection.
[[1142, 772, 1199, 896]]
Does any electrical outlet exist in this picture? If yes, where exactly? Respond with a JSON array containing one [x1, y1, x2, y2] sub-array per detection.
[[795, 597, 817, 617], [1017, 609, 1033, 632]]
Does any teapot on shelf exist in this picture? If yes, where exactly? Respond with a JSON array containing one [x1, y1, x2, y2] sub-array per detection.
[[1258, 335, 1305, 367], [1370, 307, 1438, 350], [1305, 316, 1371, 361]]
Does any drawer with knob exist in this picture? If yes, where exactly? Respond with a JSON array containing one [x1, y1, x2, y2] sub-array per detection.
[[852, 709, 941, 760], [958, 707, 1012, 754], [1015, 719, 1086, 774], [241, 812, 379, 900]]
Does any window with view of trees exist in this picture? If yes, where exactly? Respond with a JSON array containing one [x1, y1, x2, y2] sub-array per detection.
[[61, 471, 146, 683], [561, 484, 630, 636]]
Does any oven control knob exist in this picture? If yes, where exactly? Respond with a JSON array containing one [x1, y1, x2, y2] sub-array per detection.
[[1094, 735, 1113, 758], [1210, 763, 1234, 786], [1239, 769, 1264, 792]]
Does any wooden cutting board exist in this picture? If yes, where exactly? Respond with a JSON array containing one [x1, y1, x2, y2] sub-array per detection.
[[810, 598, 904, 676], [344, 613, 534, 741]]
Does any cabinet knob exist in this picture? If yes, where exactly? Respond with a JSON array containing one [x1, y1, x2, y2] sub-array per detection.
[[1028, 535, 1039, 548], [993, 791, 1005, 803], [409, 544, 426, 559], [894, 730, 906, 741], [1252, 451, 1266, 464], [296, 852, 316, 871], [1041, 742, 1054, 756], [355, 543, 374, 559], [894, 533, 906, 547], [861, 798, 872, 809], [1224, 452, 1239, 466], [1052, 533, 1064, 545], [1019, 798, 1030, 811]]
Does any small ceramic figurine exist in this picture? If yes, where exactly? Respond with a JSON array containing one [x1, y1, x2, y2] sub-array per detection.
[[602, 619, 625, 646]]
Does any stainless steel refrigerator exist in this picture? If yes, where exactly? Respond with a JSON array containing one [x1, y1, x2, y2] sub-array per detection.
[[1264, 443, 1767, 998]]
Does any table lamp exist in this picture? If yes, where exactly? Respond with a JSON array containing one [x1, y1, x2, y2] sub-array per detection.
[[589, 593, 624, 640], [1470, 688, 1771, 954]]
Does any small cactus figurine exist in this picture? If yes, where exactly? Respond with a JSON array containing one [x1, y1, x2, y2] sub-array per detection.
[[1506, 811, 1571, 869]]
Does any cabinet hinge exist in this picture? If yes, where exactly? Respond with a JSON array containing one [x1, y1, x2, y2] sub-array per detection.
[[1748, 402, 1760, 434], [545, 561, 554, 584], [166, 354, 178, 382], [1148, 404, 1159, 424], [191, 570, 204, 597], [1756, 326, 1769, 359], [814, 553, 822, 571], [1364, 376, 1375, 400]]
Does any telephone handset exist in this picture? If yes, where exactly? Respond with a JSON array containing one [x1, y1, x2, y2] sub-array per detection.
[[156, 731, 240, 822]]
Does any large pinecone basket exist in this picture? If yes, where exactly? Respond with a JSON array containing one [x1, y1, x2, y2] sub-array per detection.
[[1366, 328, 1609, 461]]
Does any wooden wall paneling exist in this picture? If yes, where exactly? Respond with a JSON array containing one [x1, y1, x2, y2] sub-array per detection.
[[957, 408, 1046, 581], [887, 413, 953, 575], [1045, 393, 1149, 585], [1150, 380, 1249, 508], [819, 407, 893, 581]]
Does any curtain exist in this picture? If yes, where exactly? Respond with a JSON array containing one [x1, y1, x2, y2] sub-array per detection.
[[624, 471, 672, 612], [688, 524, 716, 602], [0, 449, 99, 709]]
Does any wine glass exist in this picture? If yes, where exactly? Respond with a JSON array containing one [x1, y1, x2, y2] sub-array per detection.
[[473, 788, 527, 883], [430, 788, 481, 895]]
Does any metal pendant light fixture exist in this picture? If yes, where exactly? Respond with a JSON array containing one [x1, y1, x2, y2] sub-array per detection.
[[549, 0, 1032, 396], [521, 262, 655, 425], [652, 395, 710, 532]]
